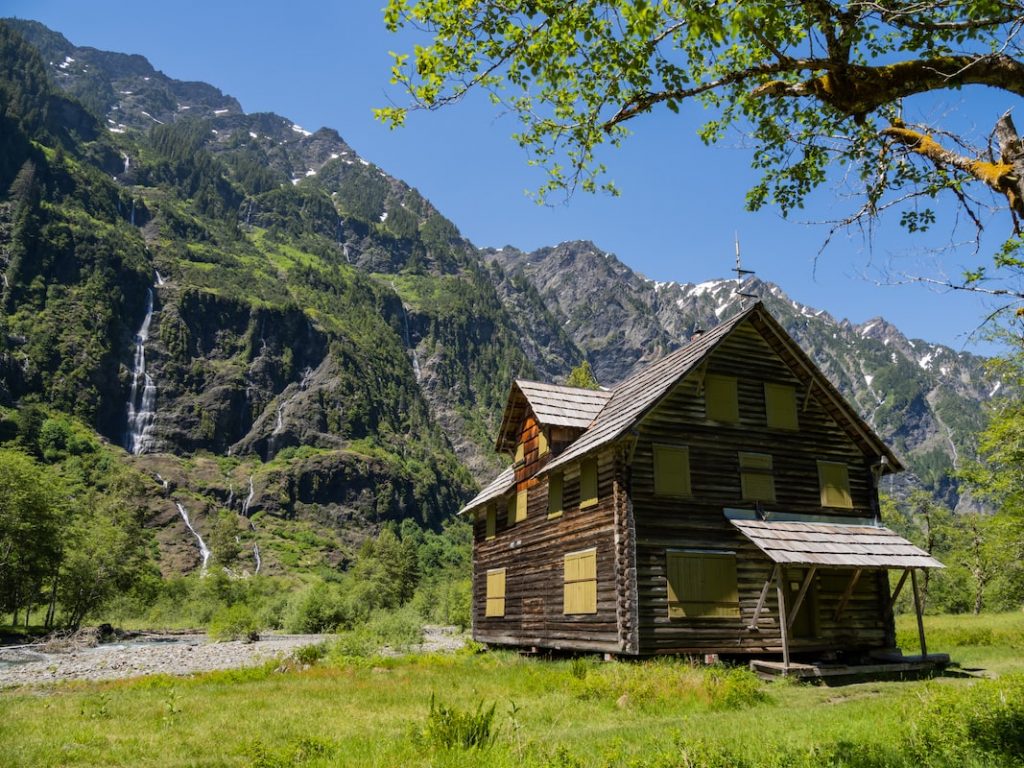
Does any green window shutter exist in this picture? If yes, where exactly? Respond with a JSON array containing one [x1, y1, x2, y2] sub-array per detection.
[[485, 504, 496, 540], [739, 452, 775, 502], [563, 548, 598, 615], [485, 568, 506, 617], [547, 472, 563, 518], [653, 444, 691, 497], [506, 494, 517, 526], [579, 458, 598, 508], [666, 552, 740, 619], [764, 383, 799, 430], [705, 374, 739, 423], [818, 461, 853, 508]]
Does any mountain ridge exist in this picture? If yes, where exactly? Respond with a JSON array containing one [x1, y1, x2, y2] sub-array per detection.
[[0, 19, 993, 580]]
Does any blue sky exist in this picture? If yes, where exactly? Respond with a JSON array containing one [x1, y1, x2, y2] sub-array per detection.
[[7, 1, 1020, 353]]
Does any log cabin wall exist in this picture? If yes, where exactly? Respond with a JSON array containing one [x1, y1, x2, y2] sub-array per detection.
[[472, 447, 624, 653], [630, 323, 895, 655]]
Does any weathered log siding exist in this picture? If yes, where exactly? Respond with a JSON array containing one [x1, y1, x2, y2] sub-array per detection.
[[472, 449, 623, 652], [631, 324, 895, 655]]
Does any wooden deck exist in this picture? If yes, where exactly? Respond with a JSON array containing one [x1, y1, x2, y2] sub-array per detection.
[[750, 653, 950, 682]]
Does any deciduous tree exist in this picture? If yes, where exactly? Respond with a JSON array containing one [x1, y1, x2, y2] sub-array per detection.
[[379, 1, 1024, 304]]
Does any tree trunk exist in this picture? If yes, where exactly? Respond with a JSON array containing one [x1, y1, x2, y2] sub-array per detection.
[[995, 112, 1024, 224]]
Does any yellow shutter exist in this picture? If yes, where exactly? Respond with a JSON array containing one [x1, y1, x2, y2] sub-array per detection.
[[514, 441, 525, 464], [653, 444, 691, 497], [579, 458, 598, 508], [764, 383, 798, 430], [563, 549, 597, 614], [818, 461, 853, 508], [739, 452, 775, 502], [666, 552, 740, 619], [485, 568, 506, 617], [485, 504, 496, 540], [515, 488, 528, 522], [705, 374, 739, 423], [547, 472, 563, 518], [538, 429, 549, 456]]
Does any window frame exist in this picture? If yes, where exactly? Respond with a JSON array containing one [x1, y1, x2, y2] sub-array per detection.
[[704, 373, 739, 424], [485, 568, 506, 617], [817, 460, 853, 509], [579, 458, 598, 509], [653, 443, 692, 497], [563, 548, 598, 615], [764, 382, 799, 430], [739, 451, 776, 503], [665, 550, 741, 620]]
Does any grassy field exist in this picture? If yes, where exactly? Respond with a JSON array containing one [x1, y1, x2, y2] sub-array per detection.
[[2, 613, 1023, 768]]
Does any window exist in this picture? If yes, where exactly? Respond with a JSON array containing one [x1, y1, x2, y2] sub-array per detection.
[[485, 568, 506, 617], [538, 429, 550, 456], [705, 374, 739, 423], [563, 548, 597, 614], [666, 551, 740, 619], [579, 458, 598, 508], [485, 504, 496, 540], [764, 383, 798, 430], [548, 472, 563, 519], [506, 491, 527, 525], [739, 452, 775, 502], [818, 461, 853, 508], [654, 444, 691, 497]]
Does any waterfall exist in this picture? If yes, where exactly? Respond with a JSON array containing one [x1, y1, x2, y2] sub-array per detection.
[[391, 283, 422, 382], [125, 287, 157, 454], [122, 153, 130, 175], [273, 367, 314, 435], [175, 502, 212, 574], [252, 543, 261, 575], [130, 198, 136, 226], [242, 475, 255, 517], [155, 271, 166, 286]]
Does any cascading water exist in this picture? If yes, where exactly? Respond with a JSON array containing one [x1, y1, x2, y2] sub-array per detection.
[[392, 283, 422, 382], [241, 475, 261, 574], [175, 502, 212, 574], [122, 153, 130, 175], [125, 287, 157, 454], [130, 198, 136, 226], [155, 271, 166, 286]]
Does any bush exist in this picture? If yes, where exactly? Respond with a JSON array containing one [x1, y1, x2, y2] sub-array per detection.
[[329, 606, 424, 659], [420, 694, 496, 751], [284, 580, 349, 633], [208, 603, 261, 642], [292, 642, 328, 666]]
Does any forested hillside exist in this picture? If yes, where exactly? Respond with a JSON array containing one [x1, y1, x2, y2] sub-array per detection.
[[0, 18, 997, 601]]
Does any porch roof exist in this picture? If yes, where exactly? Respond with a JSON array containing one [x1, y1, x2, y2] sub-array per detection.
[[730, 518, 944, 570]]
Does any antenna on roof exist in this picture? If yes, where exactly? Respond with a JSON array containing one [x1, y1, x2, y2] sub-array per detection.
[[732, 233, 759, 301]]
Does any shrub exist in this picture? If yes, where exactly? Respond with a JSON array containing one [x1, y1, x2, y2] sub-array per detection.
[[292, 642, 328, 666], [208, 603, 261, 642], [420, 694, 496, 751]]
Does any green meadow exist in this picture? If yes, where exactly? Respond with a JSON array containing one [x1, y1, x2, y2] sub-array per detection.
[[2, 612, 1023, 768]]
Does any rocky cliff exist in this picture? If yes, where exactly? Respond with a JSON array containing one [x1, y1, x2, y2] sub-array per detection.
[[0, 20, 995, 577]]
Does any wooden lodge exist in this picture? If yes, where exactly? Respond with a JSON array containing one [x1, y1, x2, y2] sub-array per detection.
[[461, 302, 943, 669]]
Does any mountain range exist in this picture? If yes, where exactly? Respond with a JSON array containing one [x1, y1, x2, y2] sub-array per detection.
[[0, 19, 993, 577]]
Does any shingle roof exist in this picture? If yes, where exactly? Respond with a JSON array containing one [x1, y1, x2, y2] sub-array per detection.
[[460, 465, 514, 516], [731, 518, 944, 569], [541, 305, 756, 475], [515, 380, 611, 429]]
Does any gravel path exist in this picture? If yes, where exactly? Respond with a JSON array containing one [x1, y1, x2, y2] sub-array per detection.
[[0, 626, 466, 687]]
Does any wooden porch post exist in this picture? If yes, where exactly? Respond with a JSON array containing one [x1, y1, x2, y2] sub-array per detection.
[[748, 564, 777, 630], [910, 568, 927, 657], [775, 565, 790, 670], [887, 568, 911, 614]]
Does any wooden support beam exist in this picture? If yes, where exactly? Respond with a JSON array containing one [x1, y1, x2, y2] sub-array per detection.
[[775, 565, 790, 671], [748, 564, 777, 630], [833, 568, 863, 622], [802, 381, 815, 412], [911, 569, 928, 657], [887, 569, 910, 614], [787, 566, 817, 630]]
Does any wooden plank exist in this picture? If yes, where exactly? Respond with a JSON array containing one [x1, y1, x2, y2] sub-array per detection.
[[911, 568, 927, 657], [776, 565, 790, 669], [833, 568, 862, 621], [887, 569, 910, 613], [786, 566, 817, 630], [748, 565, 776, 630]]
